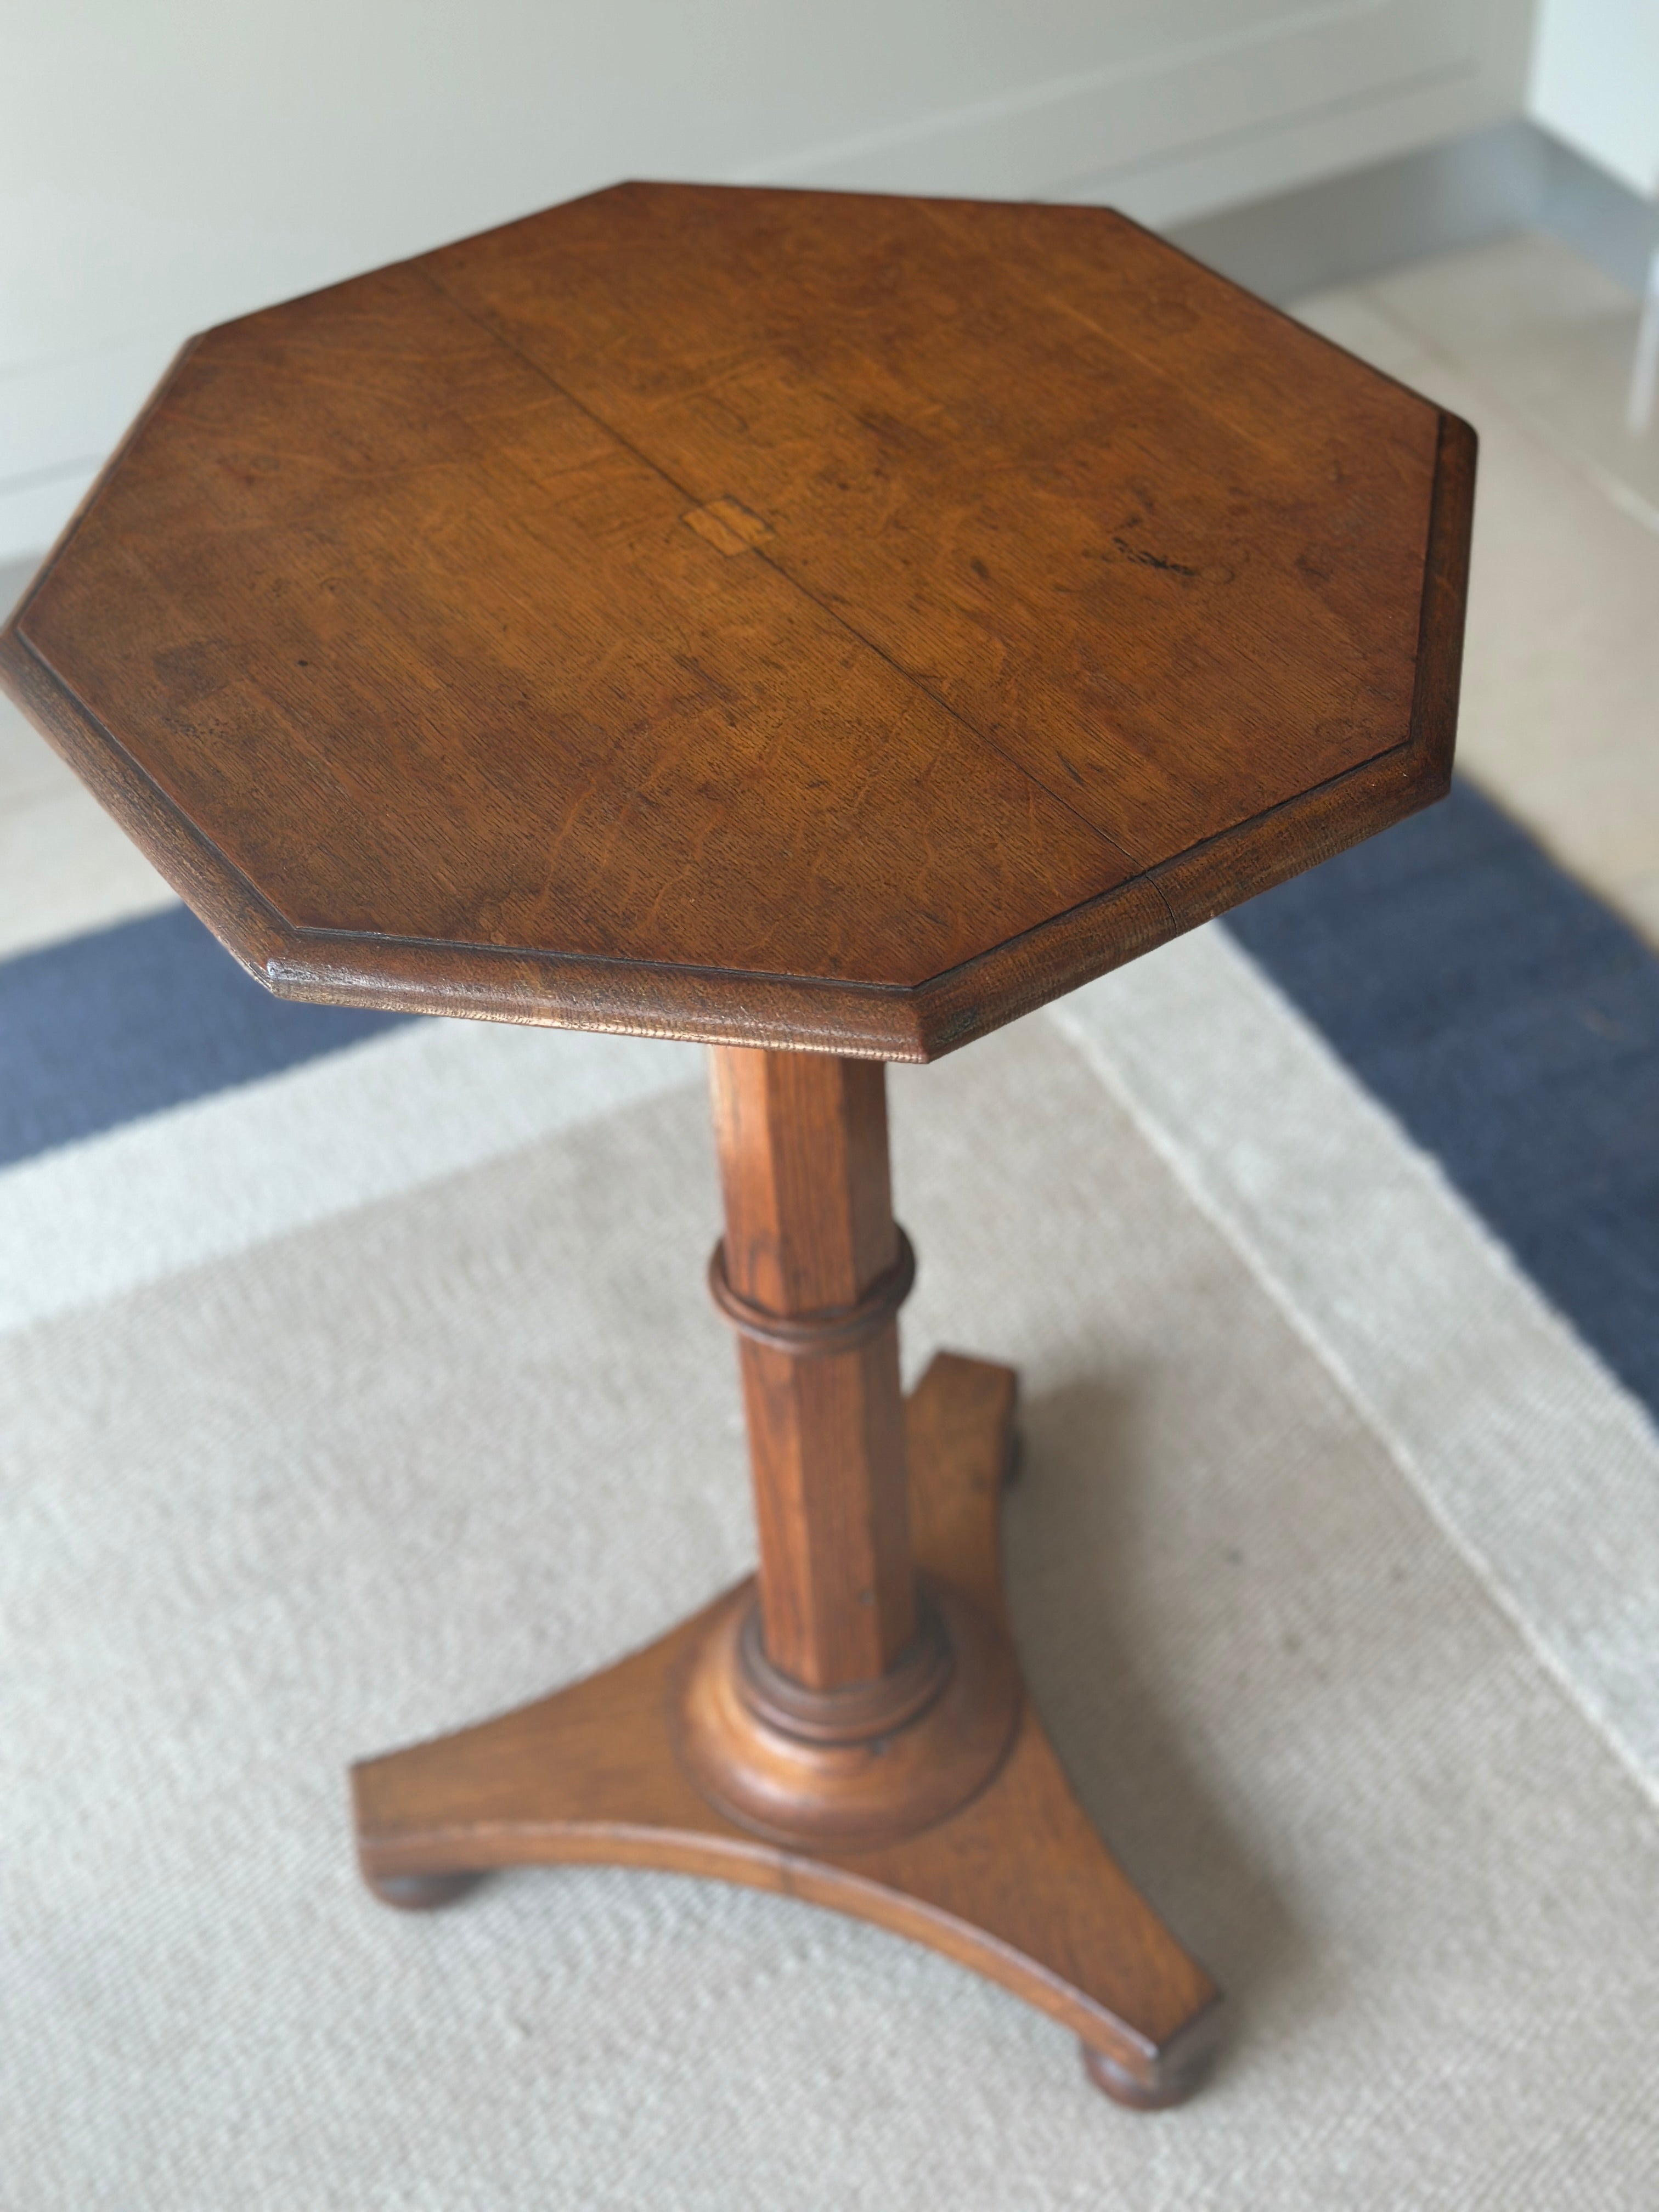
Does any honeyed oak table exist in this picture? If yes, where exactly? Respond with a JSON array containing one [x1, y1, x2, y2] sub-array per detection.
[[0, 183, 1473, 2106]]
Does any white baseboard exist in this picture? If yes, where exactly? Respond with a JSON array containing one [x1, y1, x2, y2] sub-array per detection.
[[752, 6, 1526, 228]]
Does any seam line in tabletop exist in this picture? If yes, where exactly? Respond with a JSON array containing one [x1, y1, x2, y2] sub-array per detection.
[[411, 259, 1149, 882], [905, 724, 1423, 996]]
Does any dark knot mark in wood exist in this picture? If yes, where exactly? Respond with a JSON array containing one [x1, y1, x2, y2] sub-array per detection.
[[707, 1227, 917, 1357]]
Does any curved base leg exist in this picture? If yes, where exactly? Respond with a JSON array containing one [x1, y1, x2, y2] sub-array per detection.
[[352, 1353, 1222, 2106]]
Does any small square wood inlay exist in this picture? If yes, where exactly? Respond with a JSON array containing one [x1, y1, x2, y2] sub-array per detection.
[[683, 495, 774, 556]]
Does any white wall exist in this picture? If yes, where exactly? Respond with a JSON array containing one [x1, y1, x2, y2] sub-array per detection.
[[1529, 0, 1659, 199], [3, 0, 1534, 561]]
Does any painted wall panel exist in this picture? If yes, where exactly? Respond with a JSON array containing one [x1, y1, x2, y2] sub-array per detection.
[[1529, 0, 1659, 198]]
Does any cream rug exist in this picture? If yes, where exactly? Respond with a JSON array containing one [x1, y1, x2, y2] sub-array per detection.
[[4, 1000, 1656, 2207]]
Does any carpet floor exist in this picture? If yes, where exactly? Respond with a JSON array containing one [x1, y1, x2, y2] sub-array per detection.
[[3, 904, 1656, 2203]]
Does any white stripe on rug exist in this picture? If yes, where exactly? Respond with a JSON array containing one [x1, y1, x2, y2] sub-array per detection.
[[0, 1018, 701, 1332], [8, 918, 1655, 1819], [1055, 924, 1659, 1810]]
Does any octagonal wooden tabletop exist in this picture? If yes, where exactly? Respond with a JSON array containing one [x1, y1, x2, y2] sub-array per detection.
[[0, 183, 1474, 1059]]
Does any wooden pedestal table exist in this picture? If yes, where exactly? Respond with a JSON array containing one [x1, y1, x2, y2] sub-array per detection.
[[356, 1048, 1218, 2103], [0, 182, 1474, 2106]]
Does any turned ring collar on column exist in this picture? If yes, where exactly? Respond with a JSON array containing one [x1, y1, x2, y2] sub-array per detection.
[[707, 1228, 916, 1357]]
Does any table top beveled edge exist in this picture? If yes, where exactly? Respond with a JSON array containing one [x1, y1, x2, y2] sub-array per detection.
[[0, 386, 1473, 1064], [0, 630, 1454, 1067]]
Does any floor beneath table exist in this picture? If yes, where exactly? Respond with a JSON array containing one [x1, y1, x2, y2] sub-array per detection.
[[4, 1003, 1656, 2210], [1294, 229, 1659, 951]]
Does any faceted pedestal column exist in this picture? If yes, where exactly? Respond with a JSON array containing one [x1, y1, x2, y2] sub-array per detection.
[[351, 1052, 1222, 2106]]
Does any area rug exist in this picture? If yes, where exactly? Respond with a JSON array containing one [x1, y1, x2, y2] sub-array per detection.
[[2, 784, 1655, 2208]]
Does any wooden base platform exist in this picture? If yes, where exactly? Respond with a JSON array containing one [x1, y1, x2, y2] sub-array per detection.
[[353, 1352, 1221, 2107]]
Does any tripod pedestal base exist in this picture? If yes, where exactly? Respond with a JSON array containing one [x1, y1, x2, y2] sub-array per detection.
[[353, 1353, 1221, 2107]]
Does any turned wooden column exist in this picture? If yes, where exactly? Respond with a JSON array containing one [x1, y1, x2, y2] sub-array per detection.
[[686, 1047, 1019, 1849], [707, 1047, 917, 1691]]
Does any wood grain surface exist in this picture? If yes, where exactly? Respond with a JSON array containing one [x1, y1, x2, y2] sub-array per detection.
[[708, 1048, 915, 1689], [0, 183, 1473, 1059]]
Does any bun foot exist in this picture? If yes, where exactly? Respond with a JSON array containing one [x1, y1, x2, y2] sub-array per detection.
[[364, 1869, 484, 1911], [1080, 1998, 1223, 2108]]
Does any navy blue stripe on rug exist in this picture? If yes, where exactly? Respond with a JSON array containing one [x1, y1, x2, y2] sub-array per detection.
[[0, 905, 410, 1169], [1226, 778, 1659, 1417]]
